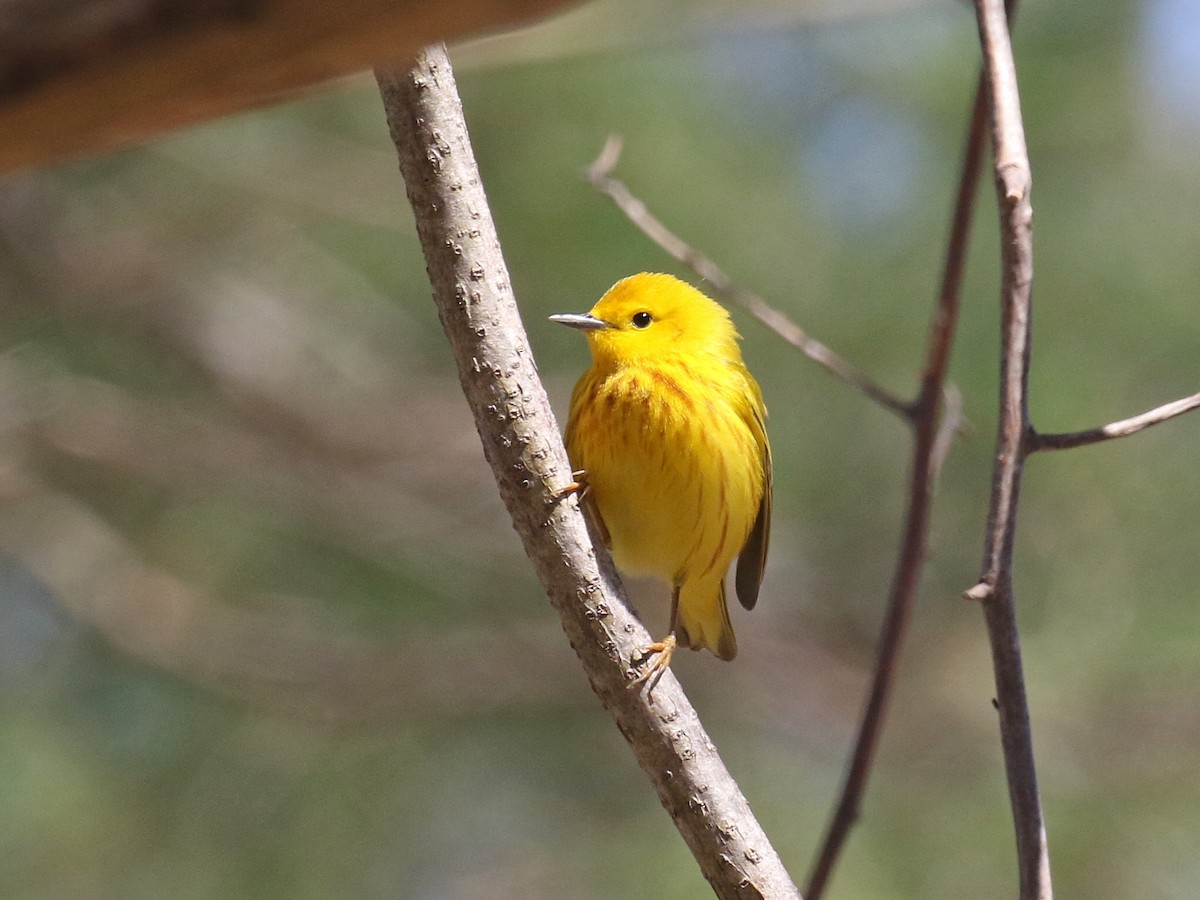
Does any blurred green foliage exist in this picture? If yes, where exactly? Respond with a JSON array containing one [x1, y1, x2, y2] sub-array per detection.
[[0, 0, 1198, 897]]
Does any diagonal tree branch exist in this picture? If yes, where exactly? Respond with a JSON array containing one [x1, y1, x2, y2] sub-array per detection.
[[375, 45, 801, 900], [1029, 390, 1200, 452], [965, 1, 1052, 897], [587, 136, 911, 419]]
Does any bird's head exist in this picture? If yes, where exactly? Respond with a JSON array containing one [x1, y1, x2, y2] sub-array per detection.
[[550, 273, 739, 368]]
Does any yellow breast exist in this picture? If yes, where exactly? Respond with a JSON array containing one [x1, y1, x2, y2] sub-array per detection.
[[566, 357, 765, 587]]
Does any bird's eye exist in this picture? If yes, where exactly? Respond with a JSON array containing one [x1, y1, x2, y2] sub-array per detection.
[[631, 311, 653, 329]]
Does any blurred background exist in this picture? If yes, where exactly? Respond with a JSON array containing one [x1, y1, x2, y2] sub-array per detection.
[[1, 0, 1198, 897]]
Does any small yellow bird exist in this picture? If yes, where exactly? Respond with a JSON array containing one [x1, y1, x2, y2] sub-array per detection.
[[550, 273, 772, 680]]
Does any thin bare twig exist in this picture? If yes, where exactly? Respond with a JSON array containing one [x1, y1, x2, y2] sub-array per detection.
[[1029, 391, 1200, 452], [376, 46, 801, 900], [587, 136, 911, 419], [965, 1, 1053, 897], [803, 68, 989, 900]]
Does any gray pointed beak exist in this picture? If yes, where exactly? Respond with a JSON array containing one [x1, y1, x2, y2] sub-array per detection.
[[548, 313, 610, 332]]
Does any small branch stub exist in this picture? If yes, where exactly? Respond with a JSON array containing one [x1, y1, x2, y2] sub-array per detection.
[[964, 582, 993, 603]]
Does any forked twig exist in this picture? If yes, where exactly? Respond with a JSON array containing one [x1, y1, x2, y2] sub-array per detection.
[[586, 120, 981, 898], [585, 111, 978, 900]]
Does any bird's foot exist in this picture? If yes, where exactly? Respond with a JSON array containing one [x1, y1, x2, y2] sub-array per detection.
[[628, 633, 677, 694], [554, 469, 590, 501]]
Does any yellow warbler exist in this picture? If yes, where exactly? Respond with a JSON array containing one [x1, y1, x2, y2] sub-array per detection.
[[550, 273, 771, 678]]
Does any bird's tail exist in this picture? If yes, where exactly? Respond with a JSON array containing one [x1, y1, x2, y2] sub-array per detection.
[[675, 578, 738, 661]]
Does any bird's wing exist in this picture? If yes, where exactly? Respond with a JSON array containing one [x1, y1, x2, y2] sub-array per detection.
[[735, 389, 771, 611]]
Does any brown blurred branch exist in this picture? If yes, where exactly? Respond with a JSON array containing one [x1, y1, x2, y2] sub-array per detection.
[[1029, 391, 1200, 452], [0, 0, 573, 174], [964, 1, 1052, 898], [375, 45, 801, 900], [803, 66, 989, 900]]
